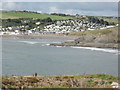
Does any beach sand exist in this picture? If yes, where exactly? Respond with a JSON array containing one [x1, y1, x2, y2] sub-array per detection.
[[1, 34, 79, 40]]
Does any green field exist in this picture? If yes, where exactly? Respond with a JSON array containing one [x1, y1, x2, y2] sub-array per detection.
[[1, 11, 74, 20], [97, 16, 118, 24]]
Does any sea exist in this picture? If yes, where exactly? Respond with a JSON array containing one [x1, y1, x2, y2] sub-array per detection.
[[2, 37, 119, 76]]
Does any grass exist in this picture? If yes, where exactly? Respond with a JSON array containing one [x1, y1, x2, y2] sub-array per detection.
[[97, 16, 118, 24], [70, 26, 118, 36], [2, 73, 119, 88], [49, 73, 118, 81], [76, 73, 118, 81], [103, 18, 118, 24], [68, 26, 118, 45], [70, 28, 112, 36], [1, 11, 74, 20]]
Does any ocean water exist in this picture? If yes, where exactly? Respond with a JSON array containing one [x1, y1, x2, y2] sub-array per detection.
[[2, 37, 118, 76]]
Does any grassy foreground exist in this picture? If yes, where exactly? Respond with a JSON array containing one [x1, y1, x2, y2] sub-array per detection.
[[2, 74, 119, 88], [1, 11, 74, 20]]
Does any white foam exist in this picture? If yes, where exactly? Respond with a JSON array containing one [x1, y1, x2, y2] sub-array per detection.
[[45, 44, 50, 46], [19, 41, 38, 44], [56, 46, 62, 47], [41, 45, 45, 46], [51, 41, 61, 43], [71, 46, 119, 54], [67, 40, 74, 41]]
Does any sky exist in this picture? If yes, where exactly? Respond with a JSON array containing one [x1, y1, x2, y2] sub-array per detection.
[[1, 2, 119, 17], [2, 0, 120, 2]]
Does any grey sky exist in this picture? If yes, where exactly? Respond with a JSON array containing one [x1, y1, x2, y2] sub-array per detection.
[[2, 2, 119, 16], [2, 0, 120, 2]]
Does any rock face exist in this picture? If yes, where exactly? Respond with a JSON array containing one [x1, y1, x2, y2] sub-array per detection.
[[50, 42, 118, 49]]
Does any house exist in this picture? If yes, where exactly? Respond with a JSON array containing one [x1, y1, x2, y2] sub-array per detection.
[[36, 22, 41, 25], [27, 30, 33, 35], [100, 27, 106, 29], [81, 29, 85, 31], [88, 28, 95, 30], [9, 32, 16, 35], [0, 32, 4, 35], [116, 24, 119, 26], [24, 20, 30, 23], [106, 25, 114, 28], [15, 30, 20, 35]]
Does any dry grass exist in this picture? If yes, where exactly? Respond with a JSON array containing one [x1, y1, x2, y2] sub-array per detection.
[[2, 74, 118, 88]]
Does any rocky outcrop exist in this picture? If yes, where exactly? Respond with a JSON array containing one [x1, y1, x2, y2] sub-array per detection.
[[50, 27, 119, 49]]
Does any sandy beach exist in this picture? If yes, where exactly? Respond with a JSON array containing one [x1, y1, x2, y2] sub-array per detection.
[[1, 34, 79, 40]]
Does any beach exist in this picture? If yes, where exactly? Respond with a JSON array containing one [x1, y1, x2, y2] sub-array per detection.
[[1, 34, 119, 49], [1, 34, 79, 40]]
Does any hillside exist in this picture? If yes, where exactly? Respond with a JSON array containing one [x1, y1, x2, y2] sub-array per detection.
[[51, 26, 119, 49], [69, 26, 118, 43], [97, 16, 118, 24], [1, 11, 74, 20]]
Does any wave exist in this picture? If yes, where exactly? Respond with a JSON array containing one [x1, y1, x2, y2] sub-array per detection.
[[55, 46, 62, 47], [19, 41, 62, 44], [19, 41, 119, 54], [71, 46, 119, 54], [45, 44, 50, 46], [19, 41, 39, 44], [66, 40, 74, 41], [50, 41, 62, 43]]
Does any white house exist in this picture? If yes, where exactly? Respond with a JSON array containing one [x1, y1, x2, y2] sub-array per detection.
[[106, 25, 115, 28], [88, 28, 96, 30], [36, 22, 41, 25], [15, 30, 20, 35], [0, 32, 4, 35], [27, 30, 33, 35]]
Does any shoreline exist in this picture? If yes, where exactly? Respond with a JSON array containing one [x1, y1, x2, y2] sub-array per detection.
[[49, 45, 119, 55], [1, 34, 79, 40], [1, 34, 119, 49], [50, 42, 119, 49]]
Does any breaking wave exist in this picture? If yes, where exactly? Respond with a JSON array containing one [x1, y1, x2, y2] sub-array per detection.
[[19, 41, 39, 44], [19, 40, 119, 54], [71, 46, 119, 54], [19, 41, 62, 44]]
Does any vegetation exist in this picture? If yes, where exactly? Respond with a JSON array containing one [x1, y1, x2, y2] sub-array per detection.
[[97, 16, 118, 24], [69, 26, 118, 43], [75, 73, 118, 80], [87, 16, 110, 26], [2, 18, 54, 28], [51, 13, 73, 17], [2, 74, 119, 88], [51, 26, 119, 49], [1, 11, 74, 20]]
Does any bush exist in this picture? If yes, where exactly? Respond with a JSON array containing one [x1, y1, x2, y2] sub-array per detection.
[[100, 81, 105, 85]]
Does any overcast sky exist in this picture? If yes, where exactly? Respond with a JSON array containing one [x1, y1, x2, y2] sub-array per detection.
[[1, 2, 119, 16], [2, 0, 120, 2]]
